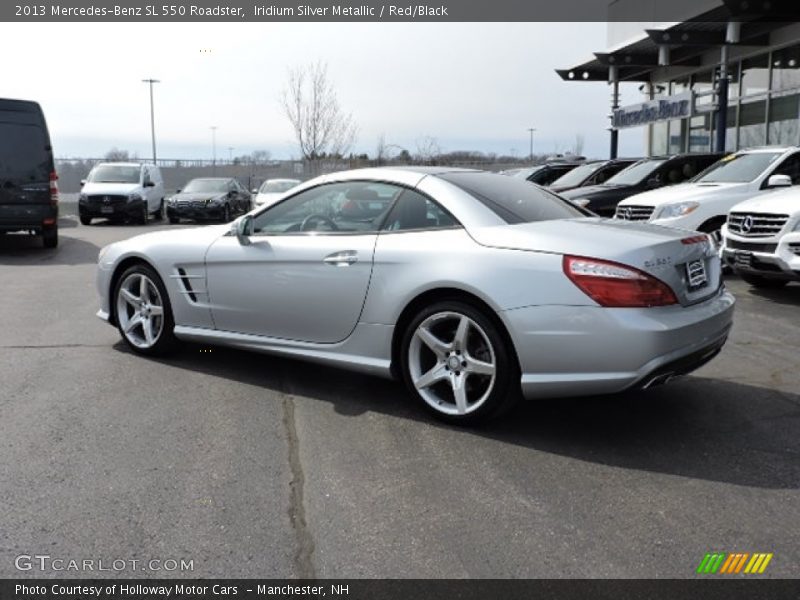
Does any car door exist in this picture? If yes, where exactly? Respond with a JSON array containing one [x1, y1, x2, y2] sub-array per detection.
[[204, 180, 401, 343]]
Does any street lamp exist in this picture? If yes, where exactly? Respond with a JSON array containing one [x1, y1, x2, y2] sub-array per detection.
[[210, 126, 217, 173], [228, 146, 234, 162], [142, 79, 160, 163], [527, 127, 536, 162]]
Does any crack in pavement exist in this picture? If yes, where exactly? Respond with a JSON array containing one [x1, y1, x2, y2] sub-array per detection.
[[282, 394, 316, 578]]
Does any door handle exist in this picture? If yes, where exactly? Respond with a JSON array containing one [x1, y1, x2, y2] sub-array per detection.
[[323, 250, 358, 266]]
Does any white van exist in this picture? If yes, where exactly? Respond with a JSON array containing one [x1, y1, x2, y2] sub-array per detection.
[[721, 186, 800, 288], [614, 147, 800, 241], [78, 162, 165, 225]]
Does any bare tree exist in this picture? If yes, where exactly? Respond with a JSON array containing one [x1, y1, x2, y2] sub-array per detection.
[[375, 133, 387, 166], [415, 136, 441, 164], [105, 147, 132, 161], [281, 61, 357, 162]]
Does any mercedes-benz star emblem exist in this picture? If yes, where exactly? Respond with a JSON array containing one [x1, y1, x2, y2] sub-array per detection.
[[741, 215, 754, 233], [624, 207, 632, 219]]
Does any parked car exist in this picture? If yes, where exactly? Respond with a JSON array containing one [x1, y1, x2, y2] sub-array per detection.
[[166, 178, 251, 224], [614, 147, 800, 241], [721, 186, 800, 288], [96, 167, 733, 424], [253, 178, 301, 208], [0, 98, 59, 247], [561, 153, 723, 217], [549, 158, 638, 193], [78, 162, 165, 225], [504, 161, 584, 187]]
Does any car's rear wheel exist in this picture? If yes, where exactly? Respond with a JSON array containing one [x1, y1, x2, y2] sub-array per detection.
[[79, 216, 92, 226], [42, 227, 58, 248], [114, 264, 177, 356], [740, 274, 789, 289], [401, 300, 518, 423], [138, 204, 148, 225]]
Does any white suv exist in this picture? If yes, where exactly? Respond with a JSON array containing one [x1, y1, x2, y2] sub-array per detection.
[[721, 186, 800, 288], [78, 162, 165, 225], [614, 147, 800, 241]]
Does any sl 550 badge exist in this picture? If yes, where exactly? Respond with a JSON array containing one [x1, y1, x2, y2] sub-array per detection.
[[644, 257, 672, 268]]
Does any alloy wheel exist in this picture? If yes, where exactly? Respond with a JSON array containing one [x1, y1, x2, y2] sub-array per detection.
[[116, 272, 165, 349], [407, 311, 497, 416]]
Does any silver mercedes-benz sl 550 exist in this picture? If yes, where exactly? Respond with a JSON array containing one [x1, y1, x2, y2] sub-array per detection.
[[96, 167, 734, 423]]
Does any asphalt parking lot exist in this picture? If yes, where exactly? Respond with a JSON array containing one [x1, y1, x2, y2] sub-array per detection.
[[0, 213, 798, 579]]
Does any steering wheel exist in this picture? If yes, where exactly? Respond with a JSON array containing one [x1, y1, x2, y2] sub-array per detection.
[[301, 213, 339, 231]]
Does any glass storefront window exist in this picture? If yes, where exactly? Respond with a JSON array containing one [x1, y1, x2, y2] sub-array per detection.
[[771, 43, 800, 91], [768, 92, 800, 145], [738, 98, 767, 148], [650, 121, 668, 155], [740, 54, 770, 97], [688, 115, 712, 153], [668, 119, 685, 154], [693, 70, 715, 107]]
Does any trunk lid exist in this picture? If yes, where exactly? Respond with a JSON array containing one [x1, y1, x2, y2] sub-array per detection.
[[469, 218, 721, 305]]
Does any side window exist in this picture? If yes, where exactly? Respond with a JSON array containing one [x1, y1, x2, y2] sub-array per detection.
[[252, 181, 401, 235], [663, 160, 689, 185], [773, 153, 800, 184], [381, 189, 460, 232]]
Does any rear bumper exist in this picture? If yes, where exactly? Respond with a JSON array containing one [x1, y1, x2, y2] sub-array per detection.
[[501, 288, 735, 399], [721, 231, 800, 281], [0, 204, 58, 232]]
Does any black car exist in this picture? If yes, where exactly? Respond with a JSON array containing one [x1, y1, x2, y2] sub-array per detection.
[[560, 153, 723, 217], [505, 162, 584, 187], [0, 98, 58, 248], [549, 158, 638, 194], [166, 178, 251, 224]]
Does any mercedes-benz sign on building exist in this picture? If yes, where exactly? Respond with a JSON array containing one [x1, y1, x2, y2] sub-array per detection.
[[559, 1, 800, 157]]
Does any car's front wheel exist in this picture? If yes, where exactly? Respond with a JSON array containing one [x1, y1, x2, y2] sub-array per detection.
[[113, 264, 178, 356], [222, 204, 231, 223], [740, 274, 789, 289], [401, 300, 518, 423]]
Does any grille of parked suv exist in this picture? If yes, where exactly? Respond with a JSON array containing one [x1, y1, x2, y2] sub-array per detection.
[[614, 205, 655, 220], [87, 194, 127, 206], [727, 213, 789, 237], [725, 239, 778, 253]]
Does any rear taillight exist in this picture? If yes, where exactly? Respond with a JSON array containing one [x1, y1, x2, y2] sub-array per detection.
[[49, 171, 59, 205], [563, 255, 678, 308]]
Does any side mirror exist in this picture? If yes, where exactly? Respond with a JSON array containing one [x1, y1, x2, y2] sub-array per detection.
[[232, 215, 253, 245], [767, 174, 792, 188], [80, 179, 86, 186], [176, 189, 181, 193]]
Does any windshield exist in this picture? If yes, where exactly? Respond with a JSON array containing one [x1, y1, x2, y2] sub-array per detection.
[[438, 172, 589, 224], [695, 152, 783, 183], [88, 165, 141, 184], [260, 180, 299, 194], [182, 179, 229, 193], [605, 159, 667, 186], [550, 162, 602, 187]]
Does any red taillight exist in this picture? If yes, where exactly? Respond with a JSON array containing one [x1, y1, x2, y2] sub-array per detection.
[[49, 171, 59, 206], [563, 255, 678, 308]]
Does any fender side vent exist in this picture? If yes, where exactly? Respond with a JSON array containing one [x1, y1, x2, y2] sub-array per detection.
[[177, 268, 197, 302]]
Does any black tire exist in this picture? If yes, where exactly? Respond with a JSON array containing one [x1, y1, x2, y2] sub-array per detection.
[[112, 263, 178, 356], [79, 216, 92, 226], [42, 227, 58, 248], [400, 300, 519, 424], [153, 199, 164, 220], [138, 203, 148, 225], [168, 216, 179, 224], [740, 274, 789, 289]]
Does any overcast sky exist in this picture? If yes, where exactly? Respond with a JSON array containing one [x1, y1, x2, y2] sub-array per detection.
[[2, 22, 645, 160]]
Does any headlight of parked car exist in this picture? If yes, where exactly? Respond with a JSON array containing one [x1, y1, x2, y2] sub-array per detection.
[[653, 201, 700, 220], [207, 196, 225, 205], [78, 193, 88, 203], [572, 198, 591, 208], [128, 193, 142, 203]]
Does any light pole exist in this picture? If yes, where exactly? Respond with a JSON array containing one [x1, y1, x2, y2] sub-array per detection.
[[228, 146, 234, 162], [142, 79, 160, 163], [210, 126, 217, 173], [527, 127, 536, 162]]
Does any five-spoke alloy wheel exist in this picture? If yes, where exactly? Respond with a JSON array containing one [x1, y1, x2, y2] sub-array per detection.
[[402, 300, 518, 423], [114, 264, 177, 355]]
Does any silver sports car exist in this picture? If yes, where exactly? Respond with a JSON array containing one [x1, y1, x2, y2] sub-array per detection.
[[96, 167, 735, 423]]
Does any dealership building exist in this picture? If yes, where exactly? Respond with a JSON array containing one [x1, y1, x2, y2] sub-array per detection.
[[559, 1, 800, 157]]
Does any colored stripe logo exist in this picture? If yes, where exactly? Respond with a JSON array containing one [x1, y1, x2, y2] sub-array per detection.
[[696, 552, 773, 574]]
